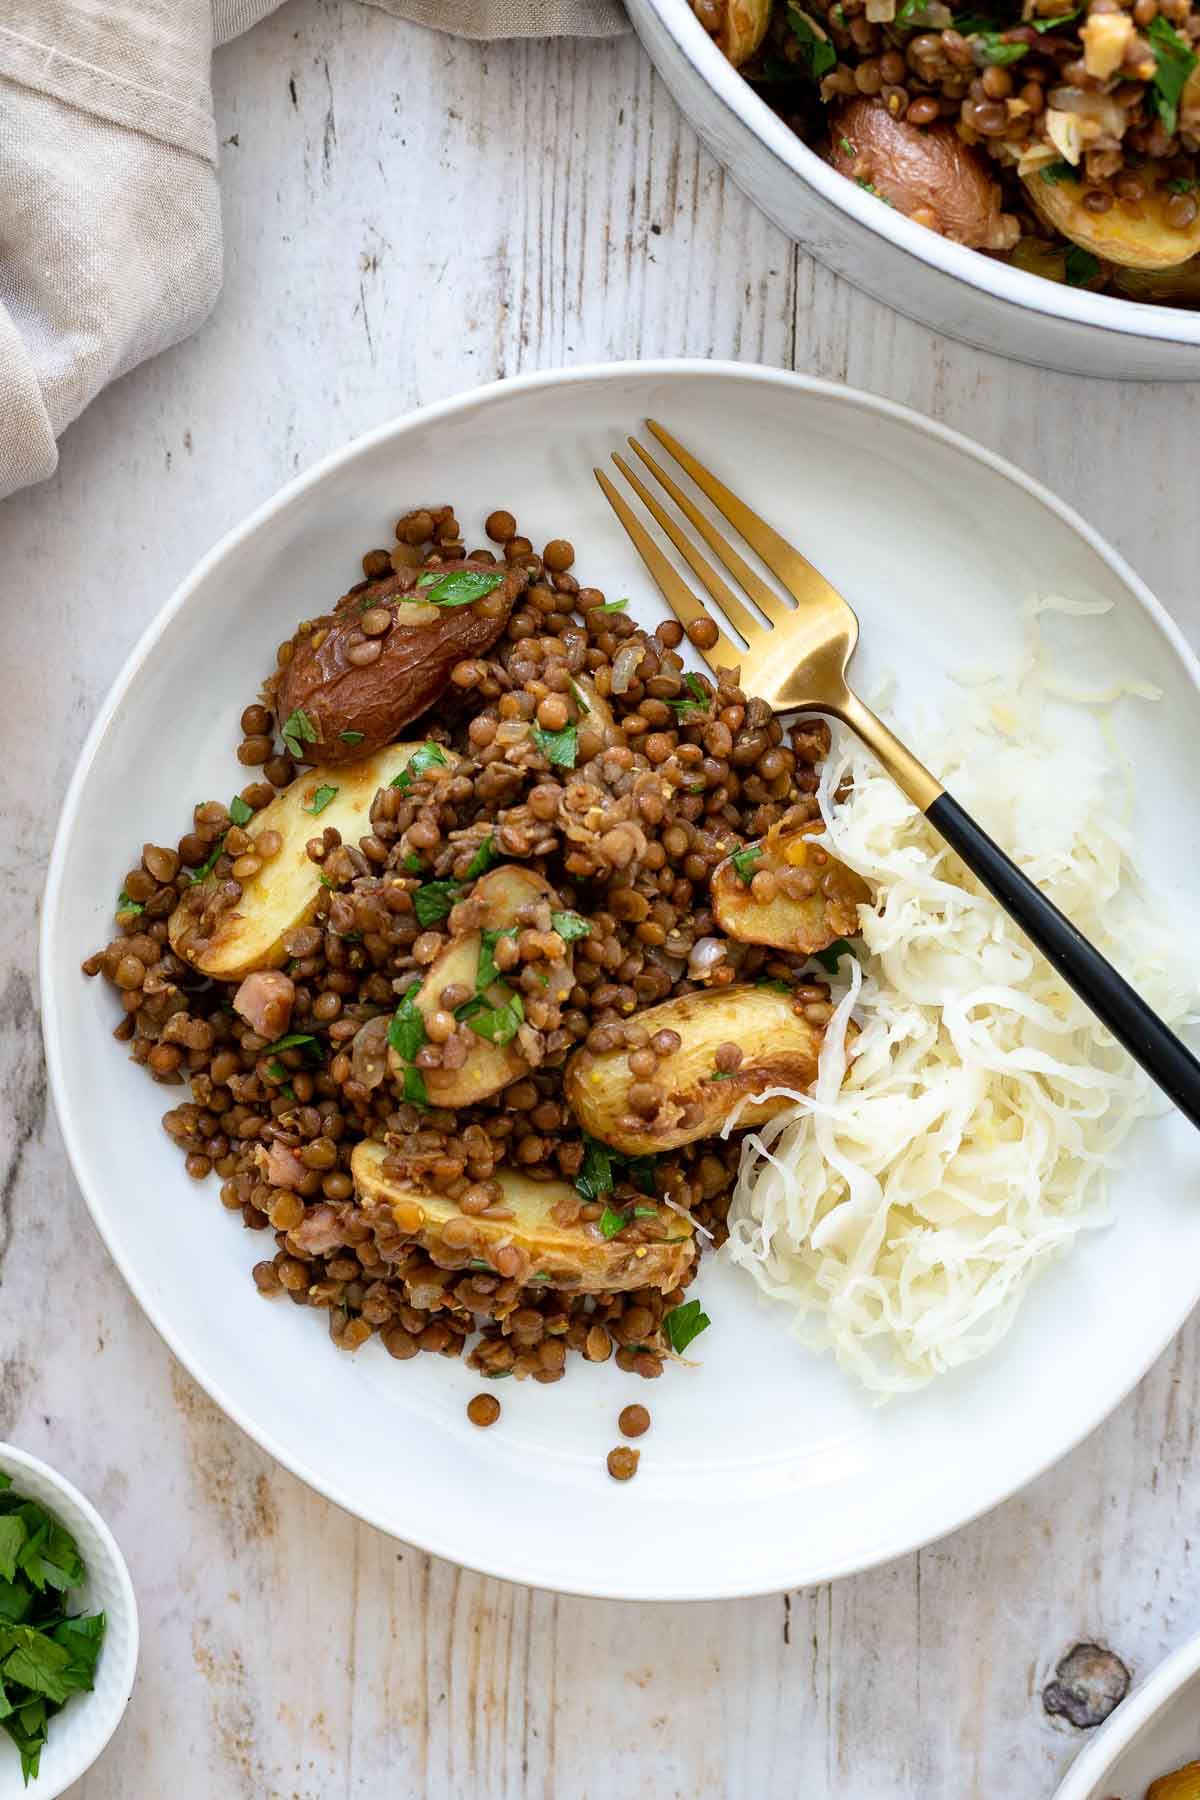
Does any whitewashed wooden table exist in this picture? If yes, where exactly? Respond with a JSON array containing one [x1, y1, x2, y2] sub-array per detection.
[[4, 4, 1200, 1795]]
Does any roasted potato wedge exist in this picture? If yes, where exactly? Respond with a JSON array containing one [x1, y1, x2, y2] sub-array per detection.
[[169, 743, 448, 979], [352, 1142, 695, 1293], [273, 560, 529, 765], [565, 985, 834, 1154], [390, 864, 573, 1109], [1112, 254, 1200, 306], [1148, 1764, 1200, 1800], [712, 819, 869, 954], [830, 100, 1015, 249], [1026, 165, 1200, 270]]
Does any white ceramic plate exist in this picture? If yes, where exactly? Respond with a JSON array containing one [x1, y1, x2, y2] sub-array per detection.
[[1053, 1634, 1200, 1800], [42, 361, 1200, 1600], [627, 0, 1200, 380], [0, 1445, 138, 1799]]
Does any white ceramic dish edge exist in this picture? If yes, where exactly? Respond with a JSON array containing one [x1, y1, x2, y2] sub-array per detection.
[[0, 1444, 138, 1799], [1052, 1631, 1200, 1800], [40, 360, 1200, 1599], [629, 0, 1200, 379]]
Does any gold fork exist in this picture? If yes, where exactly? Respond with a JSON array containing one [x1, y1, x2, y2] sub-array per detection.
[[597, 419, 1200, 1130]]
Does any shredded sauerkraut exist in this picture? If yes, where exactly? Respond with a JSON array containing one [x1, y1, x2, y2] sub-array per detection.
[[725, 599, 1196, 1395]]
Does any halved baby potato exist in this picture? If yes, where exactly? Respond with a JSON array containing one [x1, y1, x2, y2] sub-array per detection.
[[1026, 167, 1200, 270], [351, 1142, 695, 1293], [565, 984, 834, 1155], [712, 819, 869, 954], [169, 742, 453, 979], [391, 864, 574, 1109]]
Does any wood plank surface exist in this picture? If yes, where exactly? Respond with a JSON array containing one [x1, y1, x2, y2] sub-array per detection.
[[1, 3, 1197, 1794]]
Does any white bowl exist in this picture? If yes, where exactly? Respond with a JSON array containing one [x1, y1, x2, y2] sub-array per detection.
[[0, 1445, 138, 1798], [628, 0, 1200, 380], [1053, 1633, 1200, 1800], [41, 360, 1200, 1599]]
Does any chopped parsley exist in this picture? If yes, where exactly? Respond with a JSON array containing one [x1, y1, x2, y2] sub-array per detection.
[[593, 598, 629, 613], [402, 1065, 429, 1109], [390, 741, 449, 793], [731, 844, 763, 886], [813, 937, 859, 974], [413, 879, 462, 926], [402, 853, 424, 874], [338, 729, 364, 746], [386, 986, 426, 1063], [970, 33, 1029, 64], [1031, 6, 1080, 26], [1064, 245, 1101, 287], [597, 1202, 658, 1239], [1167, 175, 1198, 194], [531, 722, 578, 768], [228, 795, 254, 828], [664, 1298, 711, 1355], [575, 1136, 657, 1204], [116, 888, 144, 916], [187, 836, 226, 884], [709, 1068, 742, 1082], [1147, 14, 1197, 135], [263, 1032, 320, 1056], [281, 708, 318, 761], [839, 135, 856, 155], [785, 3, 837, 78], [465, 835, 496, 879], [755, 977, 793, 995], [0, 1470, 107, 1785], [1040, 159, 1078, 184], [463, 990, 524, 1046], [550, 910, 591, 943], [477, 925, 518, 991], [303, 783, 339, 816], [413, 569, 506, 607]]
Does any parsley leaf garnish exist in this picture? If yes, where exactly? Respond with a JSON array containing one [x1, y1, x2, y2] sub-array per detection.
[[1147, 13, 1197, 134], [187, 836, 226, 884], [1064, 245, 1101, 287], [575, 1136, 657, 1204], [531, 722, 578, 768], [664, 1298, 711, 1354], [598, 1205, 633, 1240], [303, 783, 339, 816], [593, 598, 629, 613], [478, 925, 518, 991], [551, 910, 591, 943], [970, 32, 1029, 63], [1031, 6, 1079, 27], [413, 569, 506, 608], [390, 741, 449, 793], [387, 986, 426, 1063], [785, 3, 837, 77], [731, 844, 763, 885], [228, 795, 254, 828], [281, 708, 318, 761], [413, 879, 462, 926], [813, 937, 859, 974], [402, 1065, 429, 1109], [1040, 159, 1078, 184], [464, 990, 524, 1046], [116, 888, 144, 916], [465, 835, 496, 879], [339, 729, 364, 746], [263, 1032, 320, 1056]]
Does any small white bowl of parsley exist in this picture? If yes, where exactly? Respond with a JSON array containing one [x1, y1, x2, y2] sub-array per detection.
[[0, 1446, 138, 1794]]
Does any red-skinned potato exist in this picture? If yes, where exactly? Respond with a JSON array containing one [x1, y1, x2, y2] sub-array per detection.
[[829, 100, 1017, 251], [273, 559, 529, 766]]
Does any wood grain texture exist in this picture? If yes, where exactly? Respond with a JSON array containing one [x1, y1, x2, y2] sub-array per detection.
[[0, 2, 1198, 1794]]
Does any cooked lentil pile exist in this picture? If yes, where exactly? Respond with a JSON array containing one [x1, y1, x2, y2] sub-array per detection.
[[694, 0, 1200, 303], [84, 504, 853, 1391]]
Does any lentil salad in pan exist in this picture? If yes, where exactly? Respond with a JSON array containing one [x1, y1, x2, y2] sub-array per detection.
[[82, 504, 868, 1447], [692, 0, 1200, 303]]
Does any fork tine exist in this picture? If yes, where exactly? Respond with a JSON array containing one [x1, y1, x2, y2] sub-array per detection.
[[610, 452, 763, 647], [626, 437, 795, 631], [646, 419, 845, 614], [593, 467, 739, 671]]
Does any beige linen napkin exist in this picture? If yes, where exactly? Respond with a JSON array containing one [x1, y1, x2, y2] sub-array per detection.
[[0, 0, 625, 502]]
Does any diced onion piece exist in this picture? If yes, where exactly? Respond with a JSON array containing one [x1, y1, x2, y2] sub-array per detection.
[[610, 641, 645, 695], [1044, 108, 1083, 164], [1080, 12, 1133, 79]]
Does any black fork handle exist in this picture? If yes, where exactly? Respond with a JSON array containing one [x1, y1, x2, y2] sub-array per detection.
[[927, 792, 1200, 1130]]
